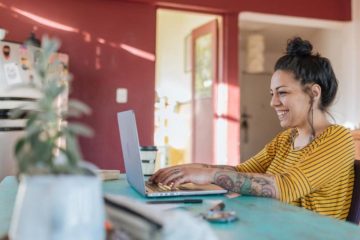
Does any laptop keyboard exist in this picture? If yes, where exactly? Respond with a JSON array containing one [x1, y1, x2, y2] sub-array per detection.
[[146, 182, 179, 192]]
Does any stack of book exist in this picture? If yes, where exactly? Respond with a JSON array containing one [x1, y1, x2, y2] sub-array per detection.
[[104, 194, 163, 240], [96, 170, 121, 181]]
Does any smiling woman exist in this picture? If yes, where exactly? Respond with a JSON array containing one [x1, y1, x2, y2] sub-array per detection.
[[150, 37, 355, 221]]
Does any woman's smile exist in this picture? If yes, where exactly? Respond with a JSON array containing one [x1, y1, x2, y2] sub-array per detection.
[[275, 110, 289, 121]]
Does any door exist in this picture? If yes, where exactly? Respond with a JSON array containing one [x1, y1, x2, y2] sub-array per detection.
[[191, 20, 218, 164], [240, 73, 282, 161]]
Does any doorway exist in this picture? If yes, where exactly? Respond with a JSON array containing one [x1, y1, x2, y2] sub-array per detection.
[[155, 9, 219, 167], [238, 12, 349, 161]]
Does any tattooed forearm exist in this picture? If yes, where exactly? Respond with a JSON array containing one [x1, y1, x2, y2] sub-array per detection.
[[214, 165, 237, 171], [202, 164, 236, 171], [213, 171, 278, 199]]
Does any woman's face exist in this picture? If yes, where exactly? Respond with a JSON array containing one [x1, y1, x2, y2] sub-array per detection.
[[270, 70, 311, 129]]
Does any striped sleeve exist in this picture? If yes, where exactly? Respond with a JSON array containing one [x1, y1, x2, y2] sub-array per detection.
[[275, 126, 355, 202], [235, 131, 283, 173]]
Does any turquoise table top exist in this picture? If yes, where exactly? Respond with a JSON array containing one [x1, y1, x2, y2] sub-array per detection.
[[1, 175, 360, 239]]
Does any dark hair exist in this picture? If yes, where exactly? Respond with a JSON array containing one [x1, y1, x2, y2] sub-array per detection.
[[274, 37, 338, 111]]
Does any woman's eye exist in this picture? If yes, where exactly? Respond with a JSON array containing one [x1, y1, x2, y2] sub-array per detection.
[[278, 92, 287, 96]]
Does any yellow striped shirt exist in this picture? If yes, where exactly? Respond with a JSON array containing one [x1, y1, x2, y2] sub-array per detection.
[[236, 125, 355, 220]]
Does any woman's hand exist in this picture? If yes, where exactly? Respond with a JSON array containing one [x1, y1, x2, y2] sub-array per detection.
[[149, 163, 208, 183], [149, 164, 217, 188]]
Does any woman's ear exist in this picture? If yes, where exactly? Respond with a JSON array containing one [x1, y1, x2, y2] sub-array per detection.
[[311, 84, 321, 99], [311, 84, 322, 101]]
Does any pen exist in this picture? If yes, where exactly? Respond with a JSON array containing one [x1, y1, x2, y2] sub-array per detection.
[[146, 199, 203, 204]]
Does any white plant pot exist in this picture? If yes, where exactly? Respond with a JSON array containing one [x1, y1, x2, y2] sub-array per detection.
[[9, 175, 105, 240]]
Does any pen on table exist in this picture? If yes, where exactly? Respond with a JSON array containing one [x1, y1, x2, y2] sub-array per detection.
[[146, 199, 203, 204]]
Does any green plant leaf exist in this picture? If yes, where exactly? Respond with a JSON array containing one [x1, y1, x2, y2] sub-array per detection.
[[14, 138, 26, 155], [8, 108, 26, 119], [12, 36, 93, 176], [68, 99, 92, 115], [67, 122, 94, 137]]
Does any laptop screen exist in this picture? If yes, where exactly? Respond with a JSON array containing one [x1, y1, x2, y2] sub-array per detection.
[[117, 110, 227, 198], [117, 110, 147, 196]]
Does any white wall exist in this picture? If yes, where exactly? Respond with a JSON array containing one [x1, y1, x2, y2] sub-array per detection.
[[312, 28, 355, 127], [312, 0, 360, 129], [353, 0, 360, 128]]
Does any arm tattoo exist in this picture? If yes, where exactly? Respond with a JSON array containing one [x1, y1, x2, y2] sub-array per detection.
[[202, 164, 236, 171], [214, 165, 237, 171], [213, 171, 278, 198]]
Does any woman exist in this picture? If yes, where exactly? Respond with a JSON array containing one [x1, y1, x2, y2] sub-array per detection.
[[150, 37, 355, 220]]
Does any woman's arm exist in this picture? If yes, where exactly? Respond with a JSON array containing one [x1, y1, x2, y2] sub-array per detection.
[[150, 166, 279, 199], [213, 170, 279, 198], [149, 164, 236, 183], [203, 164, 237, 171]]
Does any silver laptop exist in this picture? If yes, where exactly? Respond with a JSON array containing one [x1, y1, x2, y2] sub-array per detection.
[[117, 110, 227, 197]]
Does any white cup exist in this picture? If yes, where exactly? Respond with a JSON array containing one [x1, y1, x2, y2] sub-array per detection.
[[140, 146, 158, 176]]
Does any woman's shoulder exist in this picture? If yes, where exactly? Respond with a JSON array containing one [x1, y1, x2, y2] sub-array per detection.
[[312, 124, 353, 149], [276, 128, 293, 138], [319, 124, 352, 139], [269, 128, 293, 145], [328, 124, 350, 131], [308, 124, 355, 163]]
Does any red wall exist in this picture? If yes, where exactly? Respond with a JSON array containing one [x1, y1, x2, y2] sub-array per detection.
[[0, 0, 156, 171], [131, 0, 351, 20], [0, 0, 351, 171]]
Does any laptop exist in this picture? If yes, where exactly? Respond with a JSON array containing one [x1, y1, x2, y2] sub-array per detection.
[[117, 110, 227, 197]]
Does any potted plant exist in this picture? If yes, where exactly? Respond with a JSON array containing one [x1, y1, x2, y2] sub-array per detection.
[[8, 36, 105, 240]]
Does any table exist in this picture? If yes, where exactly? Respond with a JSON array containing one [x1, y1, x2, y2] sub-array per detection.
[[1, 175, 360, 239]]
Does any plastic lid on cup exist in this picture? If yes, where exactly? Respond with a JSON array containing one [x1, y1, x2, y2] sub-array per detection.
[[140, 146, 157, 151]]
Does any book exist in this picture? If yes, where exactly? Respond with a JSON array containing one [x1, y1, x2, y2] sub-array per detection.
[[104, 194, 163, 240], [96, 169, 121, 181]]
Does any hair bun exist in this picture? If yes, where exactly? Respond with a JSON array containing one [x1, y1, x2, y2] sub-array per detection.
[[286, 37, 313, 57]]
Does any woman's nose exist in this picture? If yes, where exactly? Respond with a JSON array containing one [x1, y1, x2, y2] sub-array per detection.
[[270, 94, 280, 107]]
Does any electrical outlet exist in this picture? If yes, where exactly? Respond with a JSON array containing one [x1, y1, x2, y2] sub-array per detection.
[[116, 88, 128, 103]]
